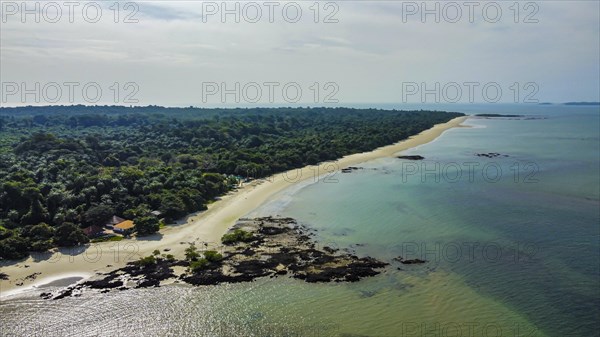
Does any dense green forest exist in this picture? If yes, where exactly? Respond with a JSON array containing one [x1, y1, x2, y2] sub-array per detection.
[[0, 105, 462, 259]]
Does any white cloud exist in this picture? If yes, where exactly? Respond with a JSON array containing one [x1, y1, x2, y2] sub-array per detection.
[[1, 1, 598, 105]]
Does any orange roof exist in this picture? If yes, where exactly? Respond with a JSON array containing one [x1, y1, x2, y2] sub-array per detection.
[[114, 220, 135, 230]]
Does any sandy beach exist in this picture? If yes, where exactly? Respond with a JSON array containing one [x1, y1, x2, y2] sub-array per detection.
[[0, 116, 468, 297]]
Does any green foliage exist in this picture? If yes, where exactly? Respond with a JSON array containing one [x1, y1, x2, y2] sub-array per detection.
[[136, 255, 157, 267], [184, 243, 200, 261], [0, 106, 462, 259], [203, 250, 223, 262], [221, 229, 254, 244], [24, 223, 55, 252], [53, 222, 89, 247], [90, 235, 123, 243], [189, 258, 209, 272], [0, 236, 30, 259], [135, 216, 160, 236], [83, 204, 114, 226], [164, 254, 175, 261], [30, 239, 54, 252], [123, 204, 151, 220]]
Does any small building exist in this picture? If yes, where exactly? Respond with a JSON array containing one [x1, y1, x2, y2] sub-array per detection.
[[113, 220, 135, 234], [150, 210, 162, 217], [82, 225, 104, 238], [104, 215, 126, 229]]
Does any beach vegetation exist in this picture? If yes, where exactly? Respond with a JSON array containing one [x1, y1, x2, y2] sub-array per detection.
[[185, 244, 200, 261], [90, 235, 123, 243], [136, 255, 157, 267], [135, 216, 160, 236], [0, 106, 462, 259], [189, 258, 209, 272], [53, 222, 89, 247], [221, 229, 254, 244], [203, 250, 223, 262], [164, 254, 175, 261]]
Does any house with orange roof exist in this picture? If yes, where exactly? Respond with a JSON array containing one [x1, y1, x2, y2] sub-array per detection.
[[113, 220, 135, 235]]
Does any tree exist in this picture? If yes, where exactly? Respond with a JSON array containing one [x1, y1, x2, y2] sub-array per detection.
[[83, 204, 114, 226], [123, 203, 151, 220], [185, 243, 200, 261], [0, 236, 30, 259], [134, 216, 159, 236], [53, 222, 89, 247], [159, 194, 186, 221], [21, 199, 49, 226]]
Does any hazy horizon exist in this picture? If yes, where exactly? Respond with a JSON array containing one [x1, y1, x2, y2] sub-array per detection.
[[1, 1, 599, 106]]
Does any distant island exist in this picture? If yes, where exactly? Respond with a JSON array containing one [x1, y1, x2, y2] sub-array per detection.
[[474, 114, 523, 118], [563, 102, 600, 106]]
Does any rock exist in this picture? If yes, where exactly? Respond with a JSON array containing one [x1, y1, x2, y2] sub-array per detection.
[[47, 216, 389, 299], [323, 246, 337, 254], [475, 153, 508, 158], [393, 256, 427, 264], [341, 166, 363, 173], [400, 259, 427, 264], [397, 155, 425, 160]]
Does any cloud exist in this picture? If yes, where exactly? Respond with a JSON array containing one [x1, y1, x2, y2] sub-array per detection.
[[136, 3, 200, 21], [1, 1, 598, 105]]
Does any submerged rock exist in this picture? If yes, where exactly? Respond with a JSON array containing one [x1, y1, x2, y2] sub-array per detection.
[[393, 256, 427, 264]]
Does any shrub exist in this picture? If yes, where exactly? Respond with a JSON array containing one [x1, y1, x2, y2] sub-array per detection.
[[203, 250, 223, 262], [30, 239, 53, 252], [185, 244, 200, 261], [189, 258, 208, 272], [136, 255, 156, 267], [91, 236, 123, 243], [221, 229, 254, 244], [164, 254, 175, 261]]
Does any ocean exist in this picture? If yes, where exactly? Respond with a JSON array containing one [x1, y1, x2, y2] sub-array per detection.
[[1, 104, 598, 337]]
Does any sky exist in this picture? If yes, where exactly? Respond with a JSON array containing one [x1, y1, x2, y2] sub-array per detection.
[[1, 0, 599, 106]]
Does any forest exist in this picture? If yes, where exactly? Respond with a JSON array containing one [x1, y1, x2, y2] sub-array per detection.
[[0, 105, 463, 259]]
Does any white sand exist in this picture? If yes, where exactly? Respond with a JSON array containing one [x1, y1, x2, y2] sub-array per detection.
[[0, 116, 468, 296]]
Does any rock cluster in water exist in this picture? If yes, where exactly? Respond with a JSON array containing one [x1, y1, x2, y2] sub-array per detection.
[[475, 153, 508, 158], [393, 256, 427, 264], [341, 166, 364, 173], [45, 217, 389, 300]]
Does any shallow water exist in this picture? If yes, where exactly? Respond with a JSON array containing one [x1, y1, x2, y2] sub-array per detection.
[[1, 104, 598, 337]]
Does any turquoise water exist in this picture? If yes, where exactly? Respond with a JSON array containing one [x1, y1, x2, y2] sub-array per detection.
[[1, 105, 598, 336], [273, 105, 600, 336]]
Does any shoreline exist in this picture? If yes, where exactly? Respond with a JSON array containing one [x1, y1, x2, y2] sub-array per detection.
[[0, 116, 468, 297]]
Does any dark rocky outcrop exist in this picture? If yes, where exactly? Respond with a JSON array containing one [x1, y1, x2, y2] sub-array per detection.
[[393, 256, 427, 264], [475, 153, 508, 158], [397, 155, 425, 160], [48, 217, 390, 299], [341, 166, 364, 173]]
